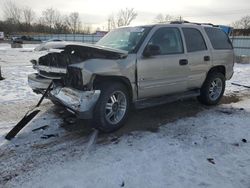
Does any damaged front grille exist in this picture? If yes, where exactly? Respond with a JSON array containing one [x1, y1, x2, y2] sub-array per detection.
[[39, 53, 72, 68], [64, 67, 84, 90]]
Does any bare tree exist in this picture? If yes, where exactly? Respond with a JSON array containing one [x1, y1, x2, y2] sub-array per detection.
[[117, 8, 138, 27], [154, 14, 173, 23], [108, 8, 138, 30], [154, 14, 183, 23], [23, 7, 35, 26], [3, 0, 22, 24], [66, 12, 82, 34], [232, 15, 250, 29], [108, 14, 117, 30], [82, 24, 92, 34], [41, 8, 61, 32]]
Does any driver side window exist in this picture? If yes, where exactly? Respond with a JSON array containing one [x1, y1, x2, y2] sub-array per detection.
[[147, 27, 184, 55]]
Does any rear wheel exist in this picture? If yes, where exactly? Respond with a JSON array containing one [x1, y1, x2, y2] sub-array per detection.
[[198, 72, 225, 105], [93, 82, 130, 132]]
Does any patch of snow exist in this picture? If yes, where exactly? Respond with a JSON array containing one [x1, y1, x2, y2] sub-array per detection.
[[8, 99, 250, 188]]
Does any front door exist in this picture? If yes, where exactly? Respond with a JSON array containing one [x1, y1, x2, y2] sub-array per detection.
[[137, 27, 189, 99]]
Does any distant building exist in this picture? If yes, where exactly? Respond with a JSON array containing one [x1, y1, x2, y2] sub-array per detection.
[[0, 32, 4, 40], [95, 31, 108, 36]]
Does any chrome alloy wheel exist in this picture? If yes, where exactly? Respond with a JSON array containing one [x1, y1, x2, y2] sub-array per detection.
[[105, 91, 127, 125], [209, 78, 223, 101]]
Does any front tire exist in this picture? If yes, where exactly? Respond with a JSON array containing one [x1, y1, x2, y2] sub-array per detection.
[[198, 72, 225, 105], [93, 82, 130, 133]]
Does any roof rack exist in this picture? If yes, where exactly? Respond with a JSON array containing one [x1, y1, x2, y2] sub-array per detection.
[[170, 20, 219, 27]]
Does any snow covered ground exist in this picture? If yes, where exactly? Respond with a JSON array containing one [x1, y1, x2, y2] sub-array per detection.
[[1, 43, 250, 188]]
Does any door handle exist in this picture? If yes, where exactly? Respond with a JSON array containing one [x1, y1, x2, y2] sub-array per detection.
[[204, 56, 210, 61], [179, 59, 188, 66]]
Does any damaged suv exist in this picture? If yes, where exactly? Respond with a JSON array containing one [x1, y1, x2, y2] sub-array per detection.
[[28, 22, 234, 132]]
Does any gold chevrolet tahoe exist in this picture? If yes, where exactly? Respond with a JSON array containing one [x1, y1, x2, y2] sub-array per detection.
[[28, 22, 234, 132]]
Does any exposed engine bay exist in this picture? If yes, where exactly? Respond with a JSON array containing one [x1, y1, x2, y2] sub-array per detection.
[[33, 43, 127, 80]]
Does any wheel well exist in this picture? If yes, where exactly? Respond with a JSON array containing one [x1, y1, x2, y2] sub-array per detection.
[[208, 66, 226, 76], [93, 75, 133, 100]]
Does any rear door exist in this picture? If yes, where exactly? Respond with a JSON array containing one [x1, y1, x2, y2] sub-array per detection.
[[204, 27, 234, 79], [137, 26, 189, 99], [181, 27, 211, 89]]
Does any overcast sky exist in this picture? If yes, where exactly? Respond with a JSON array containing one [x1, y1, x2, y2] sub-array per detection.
[[0, 0, 249, 29]]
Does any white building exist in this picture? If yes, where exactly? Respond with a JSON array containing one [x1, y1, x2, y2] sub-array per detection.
[[0, 32, 4, 40]]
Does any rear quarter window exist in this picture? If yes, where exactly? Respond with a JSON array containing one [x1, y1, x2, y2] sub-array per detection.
[[205, 27, 233, 50], [182, 28, 207, 53]]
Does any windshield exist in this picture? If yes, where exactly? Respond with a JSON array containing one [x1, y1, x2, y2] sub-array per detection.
[[96, 26, 151, 53]]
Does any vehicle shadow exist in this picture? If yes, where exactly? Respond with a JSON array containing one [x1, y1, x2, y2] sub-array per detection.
[[57, 94, 241, 139]]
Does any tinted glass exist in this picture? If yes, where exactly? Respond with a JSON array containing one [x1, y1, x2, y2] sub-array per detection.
[[148, 27, 184, 55], [205, 27, 233, 50], [182, 28, 207, 52]]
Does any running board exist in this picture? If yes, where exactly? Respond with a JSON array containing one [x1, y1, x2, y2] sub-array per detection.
[[134, 89, 200, 109]]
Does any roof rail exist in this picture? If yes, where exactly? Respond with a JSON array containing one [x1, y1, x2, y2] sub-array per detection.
[[170, 21, 191, 24], [170, 21, 219, 27]]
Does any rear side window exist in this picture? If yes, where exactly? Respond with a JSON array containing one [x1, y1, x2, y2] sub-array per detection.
[[205, 27, 233, 50], [182, 28, 207, 52]]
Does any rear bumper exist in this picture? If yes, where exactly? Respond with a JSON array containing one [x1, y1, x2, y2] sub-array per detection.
[[28, 73, 52, 91], [50, 87, 101, 119]]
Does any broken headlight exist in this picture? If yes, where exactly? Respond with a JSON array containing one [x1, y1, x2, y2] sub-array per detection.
[[64, 67, 84, 90]]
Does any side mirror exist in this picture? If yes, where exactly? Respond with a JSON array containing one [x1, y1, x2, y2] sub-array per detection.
[[143, 44, 161, 57]]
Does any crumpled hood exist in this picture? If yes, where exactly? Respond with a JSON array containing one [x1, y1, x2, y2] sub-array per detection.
[[34, 41, 128, 58], [34, 41, 71, 51]]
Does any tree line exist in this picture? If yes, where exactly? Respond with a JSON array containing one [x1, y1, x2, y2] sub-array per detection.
[[0, 1, 91, 35], [1, 0, 250, 36], [0, 1, 139, 35]]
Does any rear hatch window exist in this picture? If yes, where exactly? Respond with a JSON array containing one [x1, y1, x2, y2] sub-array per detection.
[[205, 27, 233, 50]]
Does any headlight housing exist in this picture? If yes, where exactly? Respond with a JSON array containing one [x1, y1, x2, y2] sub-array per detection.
[[65, 67, 84, 90]]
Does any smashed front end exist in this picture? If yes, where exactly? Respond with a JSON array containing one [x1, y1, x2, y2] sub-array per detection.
[[28, 42, 127, 94], [50, 66, 100, 119], [28, 42, 128, 118], [50, 87, 100, 119]]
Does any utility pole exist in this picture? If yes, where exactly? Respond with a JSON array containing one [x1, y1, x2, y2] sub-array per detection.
[[108, 19, 111, 31]]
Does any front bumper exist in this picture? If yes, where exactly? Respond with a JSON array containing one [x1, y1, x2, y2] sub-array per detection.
[[50, 87, 101, 119], [28, 73, 52, 91]]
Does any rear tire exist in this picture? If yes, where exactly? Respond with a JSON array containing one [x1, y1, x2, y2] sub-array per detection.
[[93, 82, 130, 133], [198, 72, 225, 105]]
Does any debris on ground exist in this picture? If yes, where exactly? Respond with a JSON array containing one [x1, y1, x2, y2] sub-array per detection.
[[232, 82, 250, 89], [217, 110, 233, 115], [120, 181, 125, 187], [40, 134, 59, 139], [32, 125, 49, 132], [232, 143, 240, 147], [242, 139, 247, 143], [110, 136, 120, 144], [0, 66, 4, 81], [207, 158, 216, 164]]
